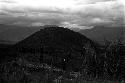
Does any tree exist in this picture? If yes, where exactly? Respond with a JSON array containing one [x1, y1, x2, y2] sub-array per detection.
[[103, 38, 125, 80], [40, 40, 44, 63], [81, 42, 98, 78]]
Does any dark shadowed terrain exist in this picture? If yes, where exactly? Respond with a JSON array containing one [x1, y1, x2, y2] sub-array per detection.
[[0, 24, 41, 44], [0, 26, 125, 83], [79, 26, 125, 44]]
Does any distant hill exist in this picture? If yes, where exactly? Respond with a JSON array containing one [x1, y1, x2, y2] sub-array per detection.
[[0, 24, 41, 44], [16, 26, 95, 49], [79, 26, 125, 44], [0, 40, 15, 44], [15, 26, 98, 71]]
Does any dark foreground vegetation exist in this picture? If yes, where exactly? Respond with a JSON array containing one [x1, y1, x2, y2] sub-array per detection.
[[0, 26, 125, 83], [0, 40, 125, 83]]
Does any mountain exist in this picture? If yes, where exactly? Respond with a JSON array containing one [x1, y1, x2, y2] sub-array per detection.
[[0, 24, 41, 44], [15, 26, 98, 71], [16, 26, 95, 49], [79, 26, 125, 44]]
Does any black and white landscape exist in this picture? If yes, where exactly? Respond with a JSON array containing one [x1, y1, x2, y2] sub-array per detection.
[[0, 0, 125, 83]]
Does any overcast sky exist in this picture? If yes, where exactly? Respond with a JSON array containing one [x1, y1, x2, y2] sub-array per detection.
[[0, 0, 125, 29]]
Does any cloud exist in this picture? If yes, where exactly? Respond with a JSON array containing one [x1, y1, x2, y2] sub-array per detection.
[[0, 0, 124, 29], [0, 0, 16, 3], [75, 0, 116, 5]]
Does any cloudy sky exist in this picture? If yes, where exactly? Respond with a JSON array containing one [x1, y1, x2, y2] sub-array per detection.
[[0, 0, 125, 29]]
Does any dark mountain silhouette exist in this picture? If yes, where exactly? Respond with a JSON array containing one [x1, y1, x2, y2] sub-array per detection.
[[79, 26, 125, 44], [0, 24, 41, 44], [16, 26, 95, 49], [15, 26, 98, 71]]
